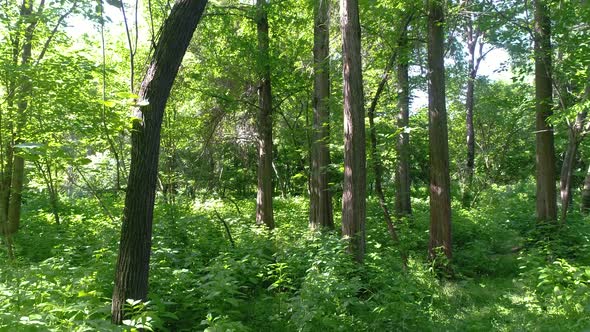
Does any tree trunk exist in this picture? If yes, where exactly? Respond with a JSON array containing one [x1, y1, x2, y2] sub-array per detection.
[[340, 0, 366, 263], [560, 68, 590, 221], [255, 0, 275, 230], [395, 26, 412, 217], [534, 0, 557, 222], [427, 0, 452, 262], [111, 0, 208, 324], [309, 0, 333, 230], [366, 15, 412, 246], [5, 0, 36, 241], [560, 111, 586, 222], [581, 164, 590, 214], [463, 18, 477, 208]]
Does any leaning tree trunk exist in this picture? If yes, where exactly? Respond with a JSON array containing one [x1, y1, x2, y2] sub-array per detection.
[[309, 0, 334, 230], [365, 16, 412, 268], [427, 0, 452, 262], [111, 0, 208, 324], [534, 0, 557, 222], [340, 0, 366, 263], [255, 0, 275, 230]]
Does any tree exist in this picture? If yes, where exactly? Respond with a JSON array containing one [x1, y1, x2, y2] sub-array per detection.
[[427, 0, 452, 261], [111, 0, 208, 324], [255, 0, 275, 230], [461, 0, 491, 207], [0, 0, 79, 258], [395, 18, 412, 217], [533, 0, 557, 222], [309, 0, 333, 230], [340, 0, 366, 263], [550, 0, 590, 222], [365, 12, 413, 264]]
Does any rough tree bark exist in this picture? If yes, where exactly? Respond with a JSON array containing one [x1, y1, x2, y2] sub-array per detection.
[[111, 0, 208, 324], [340, 0, 366, 263], [395, 23, 412, 217], [533, 0, 557, 222], [427, 0, 452, 261], [255, 0, 275, 230], [309, 0, 334, 230]]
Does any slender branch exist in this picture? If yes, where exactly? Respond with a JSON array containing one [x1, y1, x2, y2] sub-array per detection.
[[74, 165, 117, 223], [120, 0, 135, 92], [484, 0, 534, 38], [35, 0, 79, 65]]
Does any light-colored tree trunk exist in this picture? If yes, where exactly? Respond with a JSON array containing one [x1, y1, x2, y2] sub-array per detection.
[[581, 164, 590, 214], [560, 66, 590, 221], [560, 112, 586, 221]]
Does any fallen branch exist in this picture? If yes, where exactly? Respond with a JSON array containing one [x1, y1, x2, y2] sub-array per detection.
[[214, 209, 235, 248]]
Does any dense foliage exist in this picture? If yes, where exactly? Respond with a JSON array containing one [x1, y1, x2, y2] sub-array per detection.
[[1, 188, 590, 331]]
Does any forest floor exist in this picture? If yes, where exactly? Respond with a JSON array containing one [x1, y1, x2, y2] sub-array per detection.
[[1, 183, 589, 331]]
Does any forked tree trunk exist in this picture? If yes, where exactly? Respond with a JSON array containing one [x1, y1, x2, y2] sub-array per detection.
[[427, 0, 452, 262], [309, 0, 333, 230], [111, 0, 208, 324], [255, 0, 275, 230], [533, 0, 557, 222], [560, 112, 586, 222], [340, 0, 366, 263], [560, 69, 590, 221]]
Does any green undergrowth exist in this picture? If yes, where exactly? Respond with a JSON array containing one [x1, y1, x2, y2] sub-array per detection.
[[1, 184, 589, 331]]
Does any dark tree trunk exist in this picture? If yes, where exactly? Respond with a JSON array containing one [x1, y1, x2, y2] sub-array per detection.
[[255, 0, 275, 230], [395, 26, 412, 217], [534, 0, 557, 222], [427, 0, 452, 262], [111, 0, 208, 324], [309, 0, 333, 230], [340, 0, 366, 263]]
